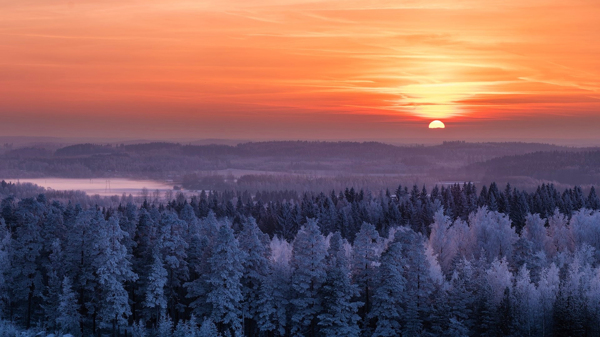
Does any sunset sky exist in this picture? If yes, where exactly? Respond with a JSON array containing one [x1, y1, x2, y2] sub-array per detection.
[[1, 0, 599, 142]]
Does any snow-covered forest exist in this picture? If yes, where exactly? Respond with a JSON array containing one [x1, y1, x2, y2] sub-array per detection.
[[1, 182, 600, 336]]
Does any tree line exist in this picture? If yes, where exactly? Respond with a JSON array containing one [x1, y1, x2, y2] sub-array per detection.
[[1, 182, 600, 336]]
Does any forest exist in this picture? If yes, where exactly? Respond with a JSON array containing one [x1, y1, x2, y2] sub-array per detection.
[[1, 181, 600, 336], [467, 150, 600, 185], [3, 141, 597, 191]]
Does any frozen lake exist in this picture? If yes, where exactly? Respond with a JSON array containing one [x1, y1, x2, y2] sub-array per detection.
[[2, 178, 175, 197]]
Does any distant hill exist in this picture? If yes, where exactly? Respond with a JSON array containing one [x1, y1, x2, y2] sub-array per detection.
[[55, 143, 115, 157], [0, 140, 596, 189], [466, 150, 600, 185]]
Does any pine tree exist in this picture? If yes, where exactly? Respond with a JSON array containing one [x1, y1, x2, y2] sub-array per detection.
[[56, 276, 81, 336]]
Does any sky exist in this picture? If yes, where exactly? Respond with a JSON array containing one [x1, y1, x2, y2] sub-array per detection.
[[1, 0, 599, 142]]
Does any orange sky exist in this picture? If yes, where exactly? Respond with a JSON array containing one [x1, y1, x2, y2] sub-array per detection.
[[1, 0, 599, 142]]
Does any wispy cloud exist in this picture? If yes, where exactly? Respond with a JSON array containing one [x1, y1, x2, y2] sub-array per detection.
[[0, 0, 599, 139]]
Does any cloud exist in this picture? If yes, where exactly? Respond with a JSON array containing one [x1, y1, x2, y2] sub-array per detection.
[[0, 0, 599, 140]]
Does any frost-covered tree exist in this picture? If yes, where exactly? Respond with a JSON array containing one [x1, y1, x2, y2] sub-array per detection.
[[538, 263, 559, 336], [317, 232, 361, 337], [429, 209, 456, 273], [96, 216, 138, 335], [523, 213, 549, 254], [256, 237, 291, 336], [56, 276, 81, 336], [447, 317, 470, 337], [132, 320, 148, 337], [0, 220, 12, 319], [370, 239, 406, 337], [199, 317, 221, 337], [145, 252, 168, 325], [447, 218, 470, 261], [64, 209, 103, 334], [447, 259, 475, 332], [395, 229, 434, 336], [468, 208, 517, 262], [486, 257, 512, 306], [173, 317, 200, 337], [206, 225, 245, 335], [159, 212, 189, 320], [512, 265, 540, 336], [186, 224, 215, 319], [238, 217, 270, 335], [351, 222, 381, 325], [132, 208, 158, 322], [290, 219, 327, 337], [6, 183, 600, 334], [42, 239, 65, 329], [10, 198, 45, 328], [546, 210, 573, 257], [570, 209, 600, 261], [157, 315, 174, 337]]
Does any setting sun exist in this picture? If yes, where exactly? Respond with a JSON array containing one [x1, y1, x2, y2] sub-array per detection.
[[429, 120, 446, 129]]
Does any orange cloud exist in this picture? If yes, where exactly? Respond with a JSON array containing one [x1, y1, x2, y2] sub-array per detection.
[[0, 0, 599, 140]]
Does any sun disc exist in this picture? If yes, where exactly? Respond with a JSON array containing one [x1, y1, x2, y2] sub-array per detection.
[[429, 120, 445, 129]]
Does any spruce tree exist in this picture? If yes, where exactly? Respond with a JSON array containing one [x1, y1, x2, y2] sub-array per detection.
[[206, 225, 245, 335], [199, 317, 221, 337], [370, 240, 406, 337], [145, 252, 168, 325], [317, 232, 361, 337], [159, 212, 189, 320], [238, 218, 270, 335], [351, 222, 381, 325], [290, 219, 327, 337], [96, 216, 138, 335]]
